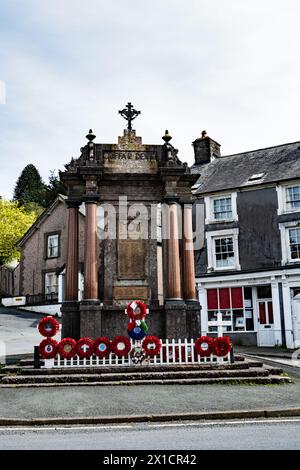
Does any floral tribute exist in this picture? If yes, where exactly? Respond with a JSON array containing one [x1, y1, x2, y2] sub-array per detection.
[[38, 316, 60, 338], [194, 336, 232, 357], [142, 336, 162, 357], [213, 336, 232, 357], [58, 338, 77, 359], [111, 335, 132, 357], [93, 337, 111, 358], [126, 300, 148, 341], [194, 336, 214, 357], [75, 337, 94, 358], [39, 338, 58, 359]]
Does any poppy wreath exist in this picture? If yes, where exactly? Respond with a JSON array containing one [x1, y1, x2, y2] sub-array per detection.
[[111, 335, 131, 357], [213, 336, 232, 357], [93, 337, 111, 358], [142, 335, 162, 357], [58, 338, 77, 359], [75, 337, 94, 358], [127, 300, 147, 321], [127, 319, 148, 341], [38, 316, 60, 338], [194, 336, 214, 357], [39, 338, 58, 359]]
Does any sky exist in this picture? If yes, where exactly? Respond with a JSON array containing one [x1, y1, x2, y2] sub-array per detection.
[[0, 0, 300, 199]]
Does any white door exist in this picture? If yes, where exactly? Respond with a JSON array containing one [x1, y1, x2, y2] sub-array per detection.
[[292, 294, 300, 348], [257, 300, 275, 347]]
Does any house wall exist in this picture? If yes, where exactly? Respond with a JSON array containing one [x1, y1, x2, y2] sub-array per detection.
[[19, 201, 85, 296], [237, 188, 282, 271]]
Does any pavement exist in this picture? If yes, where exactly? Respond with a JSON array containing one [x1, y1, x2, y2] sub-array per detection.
[[0, 374, 300, 422], [0, 419, 299, 450], [236, 345, 299, 359]]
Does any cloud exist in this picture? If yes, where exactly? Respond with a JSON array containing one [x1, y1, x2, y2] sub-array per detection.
[[0, 0, 300, 198]]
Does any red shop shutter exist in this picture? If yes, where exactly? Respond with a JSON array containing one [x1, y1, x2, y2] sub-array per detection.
[[207, 289, 218, 309], [219, 288, 230, 309], [231, 287, 243, 309]]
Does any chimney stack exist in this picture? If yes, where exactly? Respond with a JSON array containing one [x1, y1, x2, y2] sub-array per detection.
[[192, 131, 221, 165]]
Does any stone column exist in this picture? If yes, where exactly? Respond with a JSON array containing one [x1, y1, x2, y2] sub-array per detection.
[[61, 201, 80, 339], [166, 203, 182, 300], [84, 201, 98, 300], [65, 204, 79, 301], [80, 200, 101, 338], [182, 204, 197, 301]]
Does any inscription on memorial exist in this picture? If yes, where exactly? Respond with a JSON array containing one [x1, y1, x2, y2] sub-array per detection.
[[117, 238, 145, 279], [114, 286, 148, 301], [103, 151, 157, 174]]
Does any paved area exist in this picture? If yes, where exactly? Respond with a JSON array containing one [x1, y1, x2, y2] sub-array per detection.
[[0, 419, 299, 450], [0, 307, 60, 359], [236, 345, 299, 359], [0, 378, 299, 420]]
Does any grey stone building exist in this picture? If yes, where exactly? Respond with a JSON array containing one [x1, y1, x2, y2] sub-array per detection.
[[192, 132, 300, 348]]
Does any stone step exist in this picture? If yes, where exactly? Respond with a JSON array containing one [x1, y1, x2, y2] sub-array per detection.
[[0, 366, 281, 385], [6, 362, 252, 376], [0, 374, 292, 387]]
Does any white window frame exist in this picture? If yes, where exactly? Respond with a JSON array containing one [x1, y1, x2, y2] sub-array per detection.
[[206, 228, 241, 272], [279, 221, 300, 265], [204, 192, 238, 224], [277, 182, 300, 215], [44, 272, 59, 295], [47, 234, 59, 258]]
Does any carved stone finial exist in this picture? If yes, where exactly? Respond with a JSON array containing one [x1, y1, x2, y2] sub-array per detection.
[[201, 130, 208, 139], [162, 130, 172, 143], [86, 129, 96, 142]]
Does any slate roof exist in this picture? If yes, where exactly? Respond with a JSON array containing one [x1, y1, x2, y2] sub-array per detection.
[[191, 141, 300, 195]]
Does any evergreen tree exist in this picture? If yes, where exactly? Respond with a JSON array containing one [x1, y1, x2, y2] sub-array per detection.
[[13, 164, 47, 207], [44, 170, 67, 206]]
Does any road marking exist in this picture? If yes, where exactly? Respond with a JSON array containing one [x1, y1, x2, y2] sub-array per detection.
[[0, 418, 300, 432], [146, 418, 300, 428]]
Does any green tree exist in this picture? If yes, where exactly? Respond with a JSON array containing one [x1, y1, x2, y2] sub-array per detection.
[[13, 164, 47, 207], [44, 170, 66, 206], [0, 199, 37, 265]]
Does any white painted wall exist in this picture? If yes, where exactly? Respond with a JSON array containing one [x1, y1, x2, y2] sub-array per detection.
[[21, 304, 62, 317]]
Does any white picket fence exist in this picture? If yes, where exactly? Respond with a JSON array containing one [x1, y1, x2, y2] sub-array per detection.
[[43, 338, 231, 369]]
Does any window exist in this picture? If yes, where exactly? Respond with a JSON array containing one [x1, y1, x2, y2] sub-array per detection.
[[279, 222, 300, 264], [286, 186, 300, 211], [289, 228, 300, 260], [47, 234, 59, 258], [204, 192, 238, 224], [215, 237, 235, 268], [206, 228, 240, 271], [247, 173, 265, 182], [213, 197, 232, 220], [207, 287, 254, 332], [277, 183, 300, 215], [44, 272, 58, 295]]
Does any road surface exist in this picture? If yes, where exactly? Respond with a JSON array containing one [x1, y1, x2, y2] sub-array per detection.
[[0, 307, 60, 358], [0, 419, 299, 450]]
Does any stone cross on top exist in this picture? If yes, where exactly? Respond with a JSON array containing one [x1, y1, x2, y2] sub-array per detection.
[[119, 102, 141, 131], [208, 312, 231, 337]]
